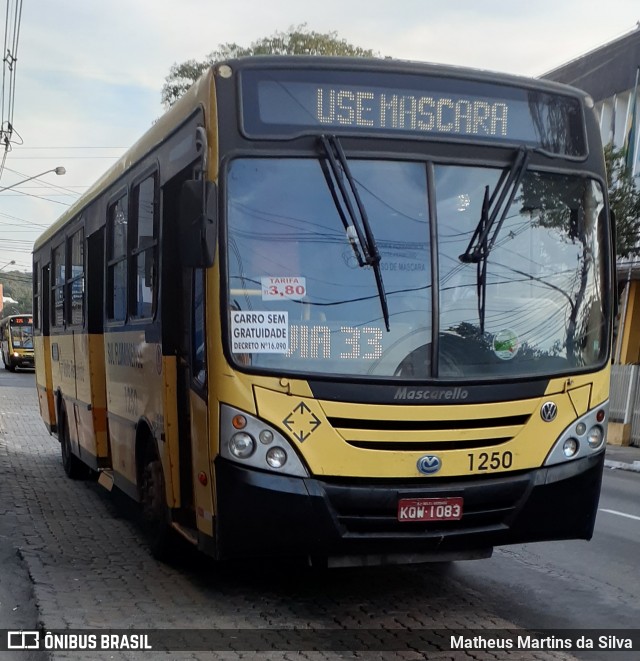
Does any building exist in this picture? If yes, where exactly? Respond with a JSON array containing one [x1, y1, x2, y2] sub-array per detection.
[[543, 25, 640, 176], [542, 26, 640, 446]]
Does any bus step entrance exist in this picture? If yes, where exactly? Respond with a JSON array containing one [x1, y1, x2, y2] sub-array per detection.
[[170, 522, 198, 546]]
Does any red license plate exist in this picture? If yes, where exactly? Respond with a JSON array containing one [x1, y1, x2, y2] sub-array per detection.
[[397, 497, 463, 522]]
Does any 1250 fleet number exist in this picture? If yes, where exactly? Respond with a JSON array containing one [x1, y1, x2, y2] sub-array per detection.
[[468, 450, 513, 472]]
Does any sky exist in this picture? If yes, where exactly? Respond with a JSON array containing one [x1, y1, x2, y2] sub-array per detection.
[[0, 0, 639, 275]]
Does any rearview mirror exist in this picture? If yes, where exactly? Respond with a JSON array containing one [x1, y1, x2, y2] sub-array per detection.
[[179, 180, 217, 267]]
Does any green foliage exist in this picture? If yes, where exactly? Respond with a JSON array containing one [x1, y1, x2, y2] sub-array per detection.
[[605, 143, 640, 259], [162, 24, 380, 108], [161, 59, 213, 110], [0, 271, 32, 317]]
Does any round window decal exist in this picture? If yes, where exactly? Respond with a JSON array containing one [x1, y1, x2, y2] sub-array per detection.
[[493, 329, 519, 360]]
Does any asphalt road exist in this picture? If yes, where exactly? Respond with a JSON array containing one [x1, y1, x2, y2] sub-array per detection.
[[454, 467, 640, 616]]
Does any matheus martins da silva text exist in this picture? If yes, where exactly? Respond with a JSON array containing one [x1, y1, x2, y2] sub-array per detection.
[[450, 634, 633, 650]]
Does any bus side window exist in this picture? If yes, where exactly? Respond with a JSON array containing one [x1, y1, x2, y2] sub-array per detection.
[[193, 269, 206, 387], [52, 243, 66, 327], [68, 228, 85, 326], [33, 263, 40, 330], [132, 175, 158, 319], [107, 195, 128, 322]]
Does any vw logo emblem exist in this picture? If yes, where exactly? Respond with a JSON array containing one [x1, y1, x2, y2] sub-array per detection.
[[540, 401, 558, 422], [417, 455, 442, 475]]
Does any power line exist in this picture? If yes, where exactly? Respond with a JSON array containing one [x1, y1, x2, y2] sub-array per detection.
[[0, 192, 76, 197], [6, 155, 120, 160], [1, 187, 70, 205], [0, 0, 23, 177], [0, 209, 51, 228], [10, 145, 127, 150]]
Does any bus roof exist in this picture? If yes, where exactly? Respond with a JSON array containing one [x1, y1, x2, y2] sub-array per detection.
[[224, 55, 592, 98]]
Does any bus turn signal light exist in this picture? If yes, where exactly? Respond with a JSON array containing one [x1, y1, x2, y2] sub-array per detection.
[[232, 414, 247, 429]]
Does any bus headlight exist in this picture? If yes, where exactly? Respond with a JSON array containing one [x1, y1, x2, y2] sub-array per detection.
[[587, 425, 604, 449], [220, 405, 309, 477], [229, 433, 255, 459], [563, 438, 579, 457], [266, 447, 287, 468], [259, 429, 274, 445], [544, 401, 609, 466]]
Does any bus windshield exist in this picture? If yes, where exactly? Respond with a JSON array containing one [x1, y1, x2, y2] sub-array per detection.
[[9, 321, 34, 349], [226, 157, 607, 380]]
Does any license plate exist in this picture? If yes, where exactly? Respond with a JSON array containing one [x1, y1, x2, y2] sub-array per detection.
[[397, 497, 463, 522]]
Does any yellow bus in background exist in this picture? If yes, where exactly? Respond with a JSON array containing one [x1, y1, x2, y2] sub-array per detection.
[[33, 57, 614, 565], [1, 314, 34, 372]]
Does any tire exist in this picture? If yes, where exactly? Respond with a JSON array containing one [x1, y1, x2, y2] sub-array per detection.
[[59, 406, 88, 479], [140, 451, 177, 560]]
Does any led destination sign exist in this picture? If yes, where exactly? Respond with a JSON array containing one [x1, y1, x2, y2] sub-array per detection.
[[313, 88, 508, 137], [9, 316, 32, 326], [240, 69, 586, 155]]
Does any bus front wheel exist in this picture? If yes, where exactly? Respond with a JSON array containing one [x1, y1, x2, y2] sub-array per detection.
[[140, 453, 176, 560]]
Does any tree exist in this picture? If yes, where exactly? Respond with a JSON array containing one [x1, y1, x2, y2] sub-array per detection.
[[162, 24, 380, 108], [605, 143, 640, 259]]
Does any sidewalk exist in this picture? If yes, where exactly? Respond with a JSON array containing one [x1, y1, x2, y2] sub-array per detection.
[[605, 442, 640, 473]]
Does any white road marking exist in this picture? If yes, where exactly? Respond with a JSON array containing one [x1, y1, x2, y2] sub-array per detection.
[[599, 508, 640, 521]]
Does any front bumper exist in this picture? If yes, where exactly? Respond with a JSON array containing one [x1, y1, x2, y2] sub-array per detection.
[[11, 353, 34, 368], [214, 452, 604, 562]]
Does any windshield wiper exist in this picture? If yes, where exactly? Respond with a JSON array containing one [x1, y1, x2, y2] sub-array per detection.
[[458, 147, 531, 333], [476, 185, 490, 334], [319, 135, 390, 331], [459, 147, 531, 265]]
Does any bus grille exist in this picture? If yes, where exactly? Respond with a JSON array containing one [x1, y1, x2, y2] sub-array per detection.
[[327, 413, 530, 451]]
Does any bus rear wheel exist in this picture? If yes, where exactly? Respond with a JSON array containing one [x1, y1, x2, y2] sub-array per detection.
[[59, 407, 88, 479]]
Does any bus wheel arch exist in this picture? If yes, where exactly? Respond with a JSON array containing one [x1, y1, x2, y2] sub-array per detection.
[[136, 424, 176, 559]]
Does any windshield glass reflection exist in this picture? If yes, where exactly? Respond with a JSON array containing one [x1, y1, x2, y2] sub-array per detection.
[[226, 158, 607, 380], [227, 158, 431, 377], [437, 166, 607, 376]]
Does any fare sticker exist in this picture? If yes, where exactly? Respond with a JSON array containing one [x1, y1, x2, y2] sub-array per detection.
[[261, 276, 306, 301]]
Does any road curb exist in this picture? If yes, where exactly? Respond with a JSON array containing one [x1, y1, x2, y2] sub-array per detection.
[[604, 459, 640, 473]]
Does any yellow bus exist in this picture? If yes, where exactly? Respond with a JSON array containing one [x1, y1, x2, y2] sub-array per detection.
[[33, 57, 614, 565], [1, 314, 34, 372]]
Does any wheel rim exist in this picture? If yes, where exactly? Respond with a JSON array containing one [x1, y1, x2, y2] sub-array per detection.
[[141, 459, 165, 525]]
